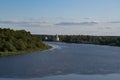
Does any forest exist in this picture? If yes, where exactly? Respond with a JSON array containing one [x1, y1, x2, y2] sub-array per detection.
[[35, 35, 120, 47], [0, 28, 51, 56]]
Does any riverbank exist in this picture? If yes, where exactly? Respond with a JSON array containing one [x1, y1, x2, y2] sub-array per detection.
[[0, 44, 52, 57], [34, 35, 120, 47], [0, 28, 52, 57]]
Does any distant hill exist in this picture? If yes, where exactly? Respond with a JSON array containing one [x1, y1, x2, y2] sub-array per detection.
[[0, 28, 51, 56]]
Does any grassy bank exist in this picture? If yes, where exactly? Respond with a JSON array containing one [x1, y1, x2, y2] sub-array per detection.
[[0, 28, 52, 57], [0, 44, 52, 56]]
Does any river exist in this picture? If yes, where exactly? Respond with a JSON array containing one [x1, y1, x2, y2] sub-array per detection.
[[0, 42, 120, 80]]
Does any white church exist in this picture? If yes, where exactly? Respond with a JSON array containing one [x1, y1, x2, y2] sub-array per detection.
[[55, 35, 60, 41]]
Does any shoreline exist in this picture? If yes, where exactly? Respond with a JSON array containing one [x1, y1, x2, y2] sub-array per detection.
[[44, 41, 120, 48], [0, 45, 52, 57]]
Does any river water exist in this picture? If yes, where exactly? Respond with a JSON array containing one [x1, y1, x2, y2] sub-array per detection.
[[0, 42, 120, 80]]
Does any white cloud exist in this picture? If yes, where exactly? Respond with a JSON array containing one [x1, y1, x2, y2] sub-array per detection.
[[108, 21, 120, 24], [0, 20, 50, 26], [55, 21, 99, 26], [83, 17, 93, 20]]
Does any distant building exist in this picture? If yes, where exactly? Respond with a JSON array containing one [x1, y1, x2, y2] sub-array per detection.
[[45, 36, 48, 40], [55, 35, 60, 41]]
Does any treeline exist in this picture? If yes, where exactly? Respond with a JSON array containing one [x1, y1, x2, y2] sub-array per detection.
[[0, 28, 51, 56], [35, 35, 120, 47]]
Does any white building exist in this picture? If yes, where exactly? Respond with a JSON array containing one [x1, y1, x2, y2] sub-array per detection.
[[45, 36, 48, 40], [56, 35, 60, 41]]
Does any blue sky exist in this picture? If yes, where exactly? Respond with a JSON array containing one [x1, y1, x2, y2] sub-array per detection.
[[0, 0, 120, 35]]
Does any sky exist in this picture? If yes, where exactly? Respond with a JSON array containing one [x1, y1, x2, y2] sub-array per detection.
[[0, 0, 120, 36]]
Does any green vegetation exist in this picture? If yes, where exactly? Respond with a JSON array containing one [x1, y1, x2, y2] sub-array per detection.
[[0, 28, 51, 56], [35, 35, 120, 47]]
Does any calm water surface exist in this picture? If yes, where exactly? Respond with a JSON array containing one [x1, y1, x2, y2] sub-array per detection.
[[0, 42, 120, 80]]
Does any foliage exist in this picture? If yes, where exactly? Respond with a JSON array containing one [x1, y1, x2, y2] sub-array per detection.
[[0, 28, 51, 56], [35, 35, 120, 47]]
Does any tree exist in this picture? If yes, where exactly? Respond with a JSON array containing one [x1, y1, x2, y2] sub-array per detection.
[[3, 42, 16, 52], [0, 28, 51, 56]]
